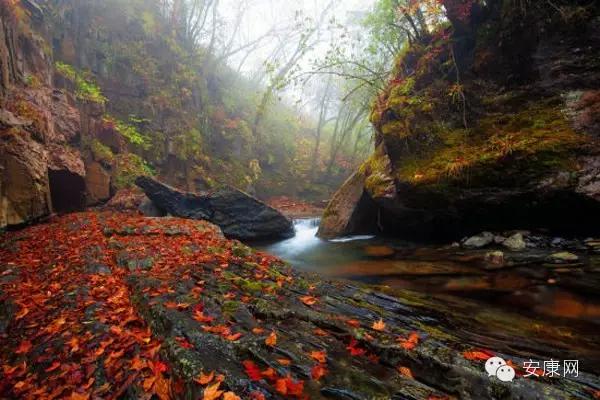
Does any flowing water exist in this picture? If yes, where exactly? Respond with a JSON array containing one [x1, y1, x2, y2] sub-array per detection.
[[257, 218, 600, 372]]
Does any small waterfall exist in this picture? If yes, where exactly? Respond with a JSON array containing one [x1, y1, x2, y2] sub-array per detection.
[[293, 217, 321, 231]]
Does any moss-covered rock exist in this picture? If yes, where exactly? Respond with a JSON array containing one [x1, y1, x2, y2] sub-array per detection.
[[323, 0, 600, 240]]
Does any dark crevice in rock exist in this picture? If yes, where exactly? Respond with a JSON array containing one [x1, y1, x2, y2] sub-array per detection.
[[48, 168, 86, 213]]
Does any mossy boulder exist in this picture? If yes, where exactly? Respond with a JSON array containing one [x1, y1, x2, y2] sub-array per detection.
[[322, 0, 600, 241]]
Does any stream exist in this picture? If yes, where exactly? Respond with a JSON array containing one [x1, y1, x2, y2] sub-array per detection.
[[258, 218, 600, 374]]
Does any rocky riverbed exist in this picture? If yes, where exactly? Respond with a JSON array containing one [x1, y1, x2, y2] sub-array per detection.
[[1, 212, 599, 399]]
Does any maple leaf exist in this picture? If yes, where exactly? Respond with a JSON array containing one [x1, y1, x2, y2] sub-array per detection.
[[372, 319, 386, 331], [265, 331, 277, 347], [176, 336, 194, 349], [15, 340, 32, 354], [252, 327, 265, 334], [45, 361, 61, 372], [313, 328, 329, 337], [243, 360, 262, 381], [193, 310, 214, 323], [299, 296, 317, 306], [397, 332, 420, 351], [261, 367, 278, 381], [346, 319, 360, 328], [15, 305, 29, 320], [398, 366, 414, 379], [274, 378, 288, 396], [149, 360, 168, 376], [131, 356, 146, 371], [249, 391, 266, 400], [203, 381, 223, 400], [309, 350, 327, 364], [223, 392, 241, 400], [277, 358, 291, 366], [346, 338, 366, 357], [195, 371, 214, 385], [224, 332, 242, 341], [311, 364, 327, 380], [462, 350, 493, 361], [70, 391, 90, 400]]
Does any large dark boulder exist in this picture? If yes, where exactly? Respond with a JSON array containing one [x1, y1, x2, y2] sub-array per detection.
[[135, 176, 294, 240]]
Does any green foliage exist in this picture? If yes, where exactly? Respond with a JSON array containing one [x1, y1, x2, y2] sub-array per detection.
[[113, 153, 154, 189], [103, 116, 151, 150], [55, 62, 107, 104], [90, 140, 115, 164]]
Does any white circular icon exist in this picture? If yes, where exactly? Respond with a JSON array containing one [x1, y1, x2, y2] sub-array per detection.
[[496, 365, 516, 382], [485, 357, 507, 376]]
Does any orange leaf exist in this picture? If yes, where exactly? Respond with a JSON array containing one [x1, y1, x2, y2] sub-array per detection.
[[299, 296, 318, 306], [203, 382, 223, 400], [243, 360, 262, 381], [309, 350, 327, 364], [313, 328, 329, 336], [275, 378, 288, 396], [15, 340, 32, 354], [462, 350, 493, 361], [131, 356, 146, 371], [225, 332, 242, 341], [265, 331, 277, 347], [261, 367, 278, 381], [45, 361, 60, 372], [15, 305, 29, 320], [193, 311, 214, 323], [223, 392, 241, 400], [311, 364, 327, 380], [398, 366, 414, 379], [194, 371, 215, 385], [252, 327, 265, 334], [277, 358, 291, 366], [346, 319, 360, 328], [372, 318, 386, 331], [249, 391, 266, 400], [70, 392, 90, 400]]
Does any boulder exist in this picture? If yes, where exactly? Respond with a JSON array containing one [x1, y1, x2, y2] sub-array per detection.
[[0, 129, 51, 227], [138, 197, 165, 217], [135, 176, 294, 240], [547, 252, 579, 264], [462, 232, 494, 249], [322, 3, 600, 242], [85, 161, 111, 205], [502, 233, 527, 251], [317, 170, 379, 238]]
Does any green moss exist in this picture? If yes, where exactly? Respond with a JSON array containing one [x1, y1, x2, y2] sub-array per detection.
[[55, 61, 107, 104], [222, 300, 240, 315], [90, 139, 114, 164], [394, 99, 587, 185], [113, 153, 153, 189]]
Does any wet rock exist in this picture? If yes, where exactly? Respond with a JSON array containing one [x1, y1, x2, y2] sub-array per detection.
[[363, 245, 395, 257], [502, 233, 526, 251], [0, 129, 51, 227], [463, 232, 494, 248], [136, 176, 294, 240], [85, 161, 111, 205], [547, 252, 579, 263], [485, 251, 505, 266], [317, 169, 379, 239], [138, 197, 165, 217]]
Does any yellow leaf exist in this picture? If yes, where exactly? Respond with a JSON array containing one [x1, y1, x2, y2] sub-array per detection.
[[194, 371, 215, 385], [203, 381, 224, 400], [223, 392, 241, 400], [397, 366, 414, 379], [372, 318, 386, 331]]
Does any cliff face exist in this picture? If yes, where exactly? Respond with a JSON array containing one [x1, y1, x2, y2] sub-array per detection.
[[320, 0, 600, 240], [0, 1, 137, 228]]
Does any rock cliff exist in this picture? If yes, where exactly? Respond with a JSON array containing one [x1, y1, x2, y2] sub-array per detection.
[[320, 0, 600, 240], [0, 1, 138, 228]]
